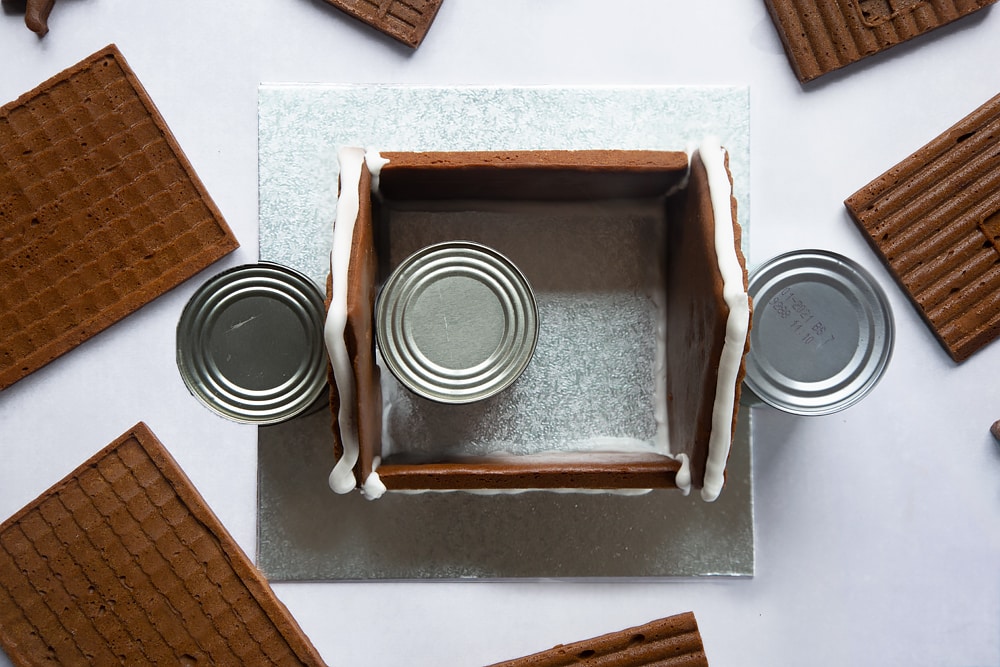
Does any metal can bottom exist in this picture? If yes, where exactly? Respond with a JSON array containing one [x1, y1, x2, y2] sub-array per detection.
[[176, 262, 328, 424], [743, 249, 894, 416]]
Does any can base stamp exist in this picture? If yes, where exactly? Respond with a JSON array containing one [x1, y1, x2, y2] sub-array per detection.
[[744, 250, 894, 416]]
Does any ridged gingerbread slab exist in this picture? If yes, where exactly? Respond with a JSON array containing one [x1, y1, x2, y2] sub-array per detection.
[[487, 612, 709, 667], [320, 0, 444, 47], [0, 423, 325, 666], [0, 44, 238, 391], [845, 92, 1000, 361], [764, 0, 997, 83]]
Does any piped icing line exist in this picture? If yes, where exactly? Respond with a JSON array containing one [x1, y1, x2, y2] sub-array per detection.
[[651, 218, 669, 453], [698, 136, 750, 502], [364, 150, 388, 192], [362, 456, 387, 499], [326, 147, 365, 494], [653, 154, 695, 494], [345, 144, 740, 499], [664, 155, 693, 198], [674, 453, 691, 495]]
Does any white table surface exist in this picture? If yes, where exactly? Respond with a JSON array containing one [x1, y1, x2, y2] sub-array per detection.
[[2, 2, 999, 665]]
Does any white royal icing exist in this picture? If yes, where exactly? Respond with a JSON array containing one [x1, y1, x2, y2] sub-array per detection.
[[364, 150, 388, 192], [698, 136, 750, 502], [326, 149, 390, 495], [325, 147, 364, 494], [362, 456, 387, 499], [328, 142, 746, 501]]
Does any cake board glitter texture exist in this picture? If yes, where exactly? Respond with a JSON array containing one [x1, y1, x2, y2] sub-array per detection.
[[257, 85, 753, 579]]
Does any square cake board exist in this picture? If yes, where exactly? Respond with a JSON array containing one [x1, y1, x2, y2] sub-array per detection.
[[257, 84, 753, 579]]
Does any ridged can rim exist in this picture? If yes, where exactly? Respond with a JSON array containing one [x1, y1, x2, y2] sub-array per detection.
[[376, 241, 538, 404], [176, 262, 328, 424], [743, 249, 894, 416]]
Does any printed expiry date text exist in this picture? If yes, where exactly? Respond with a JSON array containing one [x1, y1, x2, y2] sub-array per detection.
[[770, 287, 836, 347]]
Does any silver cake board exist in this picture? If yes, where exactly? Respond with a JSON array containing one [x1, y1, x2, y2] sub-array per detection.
[[257, 84, 753, 579]]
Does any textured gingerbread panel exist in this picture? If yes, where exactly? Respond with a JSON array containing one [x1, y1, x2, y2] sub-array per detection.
[[0, 423, 325, 666], [486, 612, 709, 667], [763, 0, 997, 82], [321, 0, 444, 47], [845, 92, 1000, 361], [0, 44, 238, 390]]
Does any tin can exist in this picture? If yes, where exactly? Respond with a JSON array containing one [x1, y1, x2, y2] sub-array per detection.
[[743, 249, 894, 416], [376, 241, 538, 404], [176, 262, 328, 424]]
